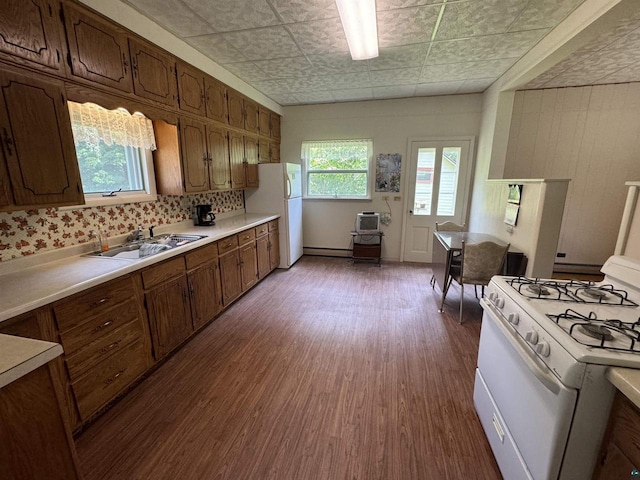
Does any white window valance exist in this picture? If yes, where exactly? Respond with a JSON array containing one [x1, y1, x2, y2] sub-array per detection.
[[68, 101, 156, 151]]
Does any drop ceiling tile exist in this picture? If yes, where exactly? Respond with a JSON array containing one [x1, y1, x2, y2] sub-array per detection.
[[269, 0, 339, 23], [186, 35, 248, 64], [457, 78, 495, 93], [421, 59, 514, 82], [415, 81, 465, 96], [293, 91, 335, 103], [267, 93, 300, 105], [222, 26, 301, 60], [509, 0, 585, 32], [595, 63, 640, 85], [286, 18, 349, 55], [331, 88, 374, 101], [255, 76, 330, 94], [368, 43, 430, 71], [124, 0, 215, 37], [428, 29, 548, 64], [221, 62, 270, 82], [561, 48, 636, 80], [181, 0, 280, 32], [307, 53, 369, 75], [370, 67, 421, 87], [436, 0, 529, 40], [376, 0, 441, 11], [377, 5, 441, 48], [253, 57, 314, 78], [316, 72, 372, 90], [578, 18, 640, 52], [372, 85, 417, 99], [603, 27, 640, 53]]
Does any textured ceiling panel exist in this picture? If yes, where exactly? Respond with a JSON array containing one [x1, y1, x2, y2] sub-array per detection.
[[368, 43, 430, 71], [126, 0, 215, 37], [181, 0, 280, 32], [269, 0, 339, 23], [510, 0, 585, 31], [435, 0, 529, 40], [377, 6, 441, 47], [186, 35, 248, 64], [222, 26, 302, 60], [286, 18, 349, 55]]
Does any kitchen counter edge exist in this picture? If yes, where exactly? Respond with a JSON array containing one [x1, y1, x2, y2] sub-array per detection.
[[606, 367, 640, 409], [0, 334, 63, 389]]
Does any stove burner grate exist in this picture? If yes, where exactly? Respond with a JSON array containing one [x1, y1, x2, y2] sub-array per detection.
[[578, 324, 614, 341], [508, 277, 638, 306]]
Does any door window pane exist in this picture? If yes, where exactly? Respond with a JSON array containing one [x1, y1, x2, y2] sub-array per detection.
[[413, 147, 435, 215], [436, 147, 461, 216]]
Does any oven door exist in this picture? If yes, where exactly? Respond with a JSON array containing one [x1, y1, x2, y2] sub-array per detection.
[[475, 300, 578, 480]]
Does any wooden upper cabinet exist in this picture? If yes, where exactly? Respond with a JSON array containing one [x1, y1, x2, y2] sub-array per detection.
[[129, 38, 177, 107], [62, 2, 133, 93], [258, 108, 270, 137], [258, 140, 270, 164], [244, 137, 259, 189], [179, 118, 209, 193], [207, 125, 231, 190], [227, 89, 244, 130], [244, 98, 258, 134], [0, 0, 64, 72], [204, 76, 228, 124], [270, 141, 280, 163], [0, 69, 83, 207], [228, 130, 245, 189], [271, 114, 281, 140], [176, 62, 205, 116]]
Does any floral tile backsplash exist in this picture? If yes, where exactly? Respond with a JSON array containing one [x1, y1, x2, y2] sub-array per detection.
[[0, 191, 244, 263]]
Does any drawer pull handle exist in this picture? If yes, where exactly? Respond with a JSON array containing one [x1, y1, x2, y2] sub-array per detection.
[[94, 320, 114, 331], [99, 341, 120, 355], [105, 369, 126, 385], [90, 297, 111, 308]]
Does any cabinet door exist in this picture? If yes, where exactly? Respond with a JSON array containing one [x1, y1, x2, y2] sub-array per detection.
[[256, 234, 270, 279], [258, 108, 270, 137], [244, 136, 259, 188], [258, 140, 270, 164], [179, 118, 209, 193], [270, 141, 280, 163], [0, 0, 64, 72], [268, 230, 280, 270], [239, 242, 258, 291], [188, 261, 222, 330], [207, 125, 231, 190], [219, 250, 242, 306], [271, 114, 281, 140], [63, 3, 133, 92], [0, 155, 12, 206], [177, 62, 205, 116], [204, 76, 228, 124], [228, 130, 246, 189], [0, 70, 83, 206], [146, 275, 193, 359], [227, 89, 244, 130], [244, 98, 259, 134], [129, 38, 177, 107]]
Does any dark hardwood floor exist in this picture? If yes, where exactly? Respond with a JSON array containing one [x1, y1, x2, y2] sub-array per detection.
[[76, 256, 501, 480]]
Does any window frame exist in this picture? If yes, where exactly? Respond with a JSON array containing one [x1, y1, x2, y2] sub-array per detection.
[[302, 139, 373, 200]]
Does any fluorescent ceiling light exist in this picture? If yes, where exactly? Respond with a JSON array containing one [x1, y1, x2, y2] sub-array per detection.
[[336, 0, 379, 60]]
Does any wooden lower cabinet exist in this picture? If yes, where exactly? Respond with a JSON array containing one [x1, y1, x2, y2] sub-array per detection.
[[145, 274, 193, 360], [188, 260, 223, 330], [219, 249, 243, 306], [268, 227, 280, 270], [239, 242, 258, 291], [256, 233, 271, 279]]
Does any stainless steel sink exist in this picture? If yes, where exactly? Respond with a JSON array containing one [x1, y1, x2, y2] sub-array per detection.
[[86, 234, 207, 260]]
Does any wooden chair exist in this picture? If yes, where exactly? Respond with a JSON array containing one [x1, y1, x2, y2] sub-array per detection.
[[430, 221, 465, 287], [449, 240, 509, 323]]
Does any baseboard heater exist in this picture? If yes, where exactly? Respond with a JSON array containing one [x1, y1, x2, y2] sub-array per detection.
[[553, 262, 603, 275], [303, 247, 351, 258]]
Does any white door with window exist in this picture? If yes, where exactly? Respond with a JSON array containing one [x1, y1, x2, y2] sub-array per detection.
[[402, 138, 473, 263]]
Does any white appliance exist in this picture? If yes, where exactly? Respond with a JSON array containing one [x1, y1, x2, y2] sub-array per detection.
[[475, 255, 640, 480], [244, 163, 303, 268]]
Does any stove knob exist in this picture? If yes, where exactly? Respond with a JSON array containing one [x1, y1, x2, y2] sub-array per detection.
[[536, 342, 551, 357], [496, 298, 505, 309], [508, 313, 519, 325], [525, 330, 539, 345], [488, 292, 497, 302]]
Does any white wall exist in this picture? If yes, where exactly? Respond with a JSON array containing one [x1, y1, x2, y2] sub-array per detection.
[[615, 182, 640, 260], [281, 95, 483, 261], [504, 84, 640, 266]]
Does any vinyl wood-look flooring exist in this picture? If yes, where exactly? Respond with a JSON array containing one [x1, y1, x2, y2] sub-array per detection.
[[76, 256, 501, 480]]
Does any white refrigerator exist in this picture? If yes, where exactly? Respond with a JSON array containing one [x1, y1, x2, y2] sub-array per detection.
[[244, 163, 303, 268]]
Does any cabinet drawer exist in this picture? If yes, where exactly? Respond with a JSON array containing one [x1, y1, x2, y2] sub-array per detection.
[[65, 317, 143, 381], [142, 257, 185, 289], [72, 340, 147, 420], [58, 299, 139, 354], [54, 277, 134, 331], [238, 229, 255, 246], [218, 235, 238, 255], [268, 220, 279, 232], [255, 223, 268, 237], [185, 243, 218, 270]]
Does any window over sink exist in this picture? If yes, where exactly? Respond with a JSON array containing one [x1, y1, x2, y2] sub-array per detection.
[[68, 101, 157, 206]]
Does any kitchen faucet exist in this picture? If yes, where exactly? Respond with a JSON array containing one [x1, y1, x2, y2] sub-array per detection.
[[126, 225, 144, 242]]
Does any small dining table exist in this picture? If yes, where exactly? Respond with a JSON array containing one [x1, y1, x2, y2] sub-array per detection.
[[431, 231, 512, 311]]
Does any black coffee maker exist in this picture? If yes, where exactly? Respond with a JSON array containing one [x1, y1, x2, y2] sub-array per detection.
[[193, 204, 216, 226]]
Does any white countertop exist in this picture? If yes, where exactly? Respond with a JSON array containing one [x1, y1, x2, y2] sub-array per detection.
[[0, 213, 278, 323], [607, 367, 640, 409], [0, 334, 63, 388]]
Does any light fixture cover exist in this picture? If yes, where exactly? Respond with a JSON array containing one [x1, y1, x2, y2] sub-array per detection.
[[336, 0, 379, 60]]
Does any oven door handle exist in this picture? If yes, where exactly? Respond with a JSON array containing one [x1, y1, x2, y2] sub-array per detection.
[[481, 299, 561, 395]]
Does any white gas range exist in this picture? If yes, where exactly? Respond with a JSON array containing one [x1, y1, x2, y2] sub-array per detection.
[[474, 255, 640, 480]]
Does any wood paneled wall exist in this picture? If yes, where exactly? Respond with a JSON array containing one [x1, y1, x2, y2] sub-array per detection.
[[504, 83, 640, 267]]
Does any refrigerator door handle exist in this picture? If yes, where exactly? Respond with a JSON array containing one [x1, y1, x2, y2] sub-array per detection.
[[286, 175, 292, 199]]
